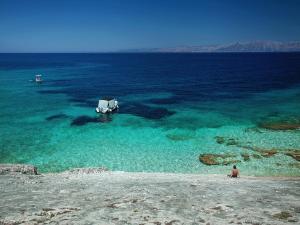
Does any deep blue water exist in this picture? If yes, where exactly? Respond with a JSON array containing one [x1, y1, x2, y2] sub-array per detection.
[[1, 53, 300, 103], [0, 53, 299, 175]]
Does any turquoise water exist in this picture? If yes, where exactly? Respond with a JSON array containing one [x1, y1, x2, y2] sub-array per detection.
[[0, 53, 299, 176]]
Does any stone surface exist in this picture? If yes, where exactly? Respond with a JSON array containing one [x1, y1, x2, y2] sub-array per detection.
[[0, 172, 299, 225], [285, 150, 300, 161], [0, 164, 37, 175], [62, 167, 108, 175]]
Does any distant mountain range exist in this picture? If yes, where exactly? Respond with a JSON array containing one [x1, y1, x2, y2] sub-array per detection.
[[121, 41, 300, 53]]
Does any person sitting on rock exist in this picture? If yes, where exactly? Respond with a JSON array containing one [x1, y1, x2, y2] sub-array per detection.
[[228, 165, 239, 178]]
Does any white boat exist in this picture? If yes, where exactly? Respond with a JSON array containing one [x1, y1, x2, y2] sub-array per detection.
[[35, 74, 43, 83], [95, 97, 119, 113]]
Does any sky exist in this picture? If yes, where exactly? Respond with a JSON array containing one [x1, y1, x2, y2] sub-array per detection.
[[0, 0, 300, 52]]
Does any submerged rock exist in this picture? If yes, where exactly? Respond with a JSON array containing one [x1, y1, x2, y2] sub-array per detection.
[[288, 162, 300, 168], [258, 121, 300, 131], [166, 133, 194, 141], [241, 153, 250, 161], [285, 150, 300, 161], [222, 159, 241, 166], [199, 154, 219, 165], [254, 148, 278, 158], [199, 154, 237, 166], [238, 145, 278, 158], [0, 164, 37, 175], [214, 136, 239, 146], [252, 154, 262, 159], [215, 136, 225, 144], [214, 135, 281, 160], [226, 138, 239, 146]]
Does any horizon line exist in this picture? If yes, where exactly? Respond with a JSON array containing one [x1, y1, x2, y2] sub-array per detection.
[[1, 51, 300, 54]]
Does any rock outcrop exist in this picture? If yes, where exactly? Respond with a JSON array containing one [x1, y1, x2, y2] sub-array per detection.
[[258, 121, 300, 131], [199, 154, 240, 166], [285, 150, 300, 161], [63, 167, 108, 175], [0, 164, 37, 175]]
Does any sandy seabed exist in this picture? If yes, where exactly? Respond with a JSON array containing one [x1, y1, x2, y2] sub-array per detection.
[[0, 167, 299, 225]]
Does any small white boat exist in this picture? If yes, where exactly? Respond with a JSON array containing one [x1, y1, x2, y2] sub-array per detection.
[[96, 97, 119, 113], [35, 74, 43, 83]]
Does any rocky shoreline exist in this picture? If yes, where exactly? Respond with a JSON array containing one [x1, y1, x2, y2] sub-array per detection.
[[0, 164, 300, 224]]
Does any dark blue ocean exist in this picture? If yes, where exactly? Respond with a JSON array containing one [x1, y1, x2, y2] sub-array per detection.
[[0, 53, 299, 175]]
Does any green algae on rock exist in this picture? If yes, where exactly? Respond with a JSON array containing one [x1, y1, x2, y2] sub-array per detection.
[[258, 119, 300, 131], [226, 138, 239, 146], [289, 162, 300, 169], [255, 149, 278, 158], [214, 136, 239, 146], [199, 154, 238, 166], [252, 154, 262, 159], [241, 153, 250, 161], [215, 136, 225, 144], [214, 136, 279, 159], [237, 145, 278, 158], [285, 150, 300, 161]]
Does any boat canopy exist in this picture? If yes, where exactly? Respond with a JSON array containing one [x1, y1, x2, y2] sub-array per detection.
[[96, 97, 118, 113], [108, 100, 116, 108], [98, 100, 109, 108]]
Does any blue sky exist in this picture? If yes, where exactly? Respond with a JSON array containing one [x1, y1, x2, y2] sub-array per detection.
[[0, 0, 300, 52]]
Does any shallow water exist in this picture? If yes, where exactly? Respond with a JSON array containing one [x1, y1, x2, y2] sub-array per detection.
[[0, 53, 299, 176]]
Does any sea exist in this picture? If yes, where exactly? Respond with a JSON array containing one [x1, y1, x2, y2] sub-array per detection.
[[0, 53, 299, 176]]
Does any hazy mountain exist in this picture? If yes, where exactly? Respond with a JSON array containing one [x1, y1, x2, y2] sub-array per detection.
[[122, 41, 300, 53]]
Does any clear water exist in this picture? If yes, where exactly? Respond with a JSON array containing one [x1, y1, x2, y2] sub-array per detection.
[[0, 53, 299, 176]]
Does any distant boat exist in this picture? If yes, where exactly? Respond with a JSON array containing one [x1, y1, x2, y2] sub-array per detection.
[[96, 97, 119, 113], [35, 74, 43, 83]]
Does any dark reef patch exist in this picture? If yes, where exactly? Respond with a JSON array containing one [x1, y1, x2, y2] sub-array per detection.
[[166, 133, 194, 141], [214, 136, 239, 146], [259, 121, 300, 131], [285, 150, 300, 161], [38, 89, 68, 95], [213, 136, 283, 161], [71, 115, 112, 126], [215, 136, 225, 144], [199, 153, 239, 166], [258, 117, 300, 131], [119, 103, 175, 120], [252, 154, 262, 159], [71, 116, 98, 126], [46, 113, 69, 121], [241, 153, 250, 161], [147, 97, 179, 105]]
